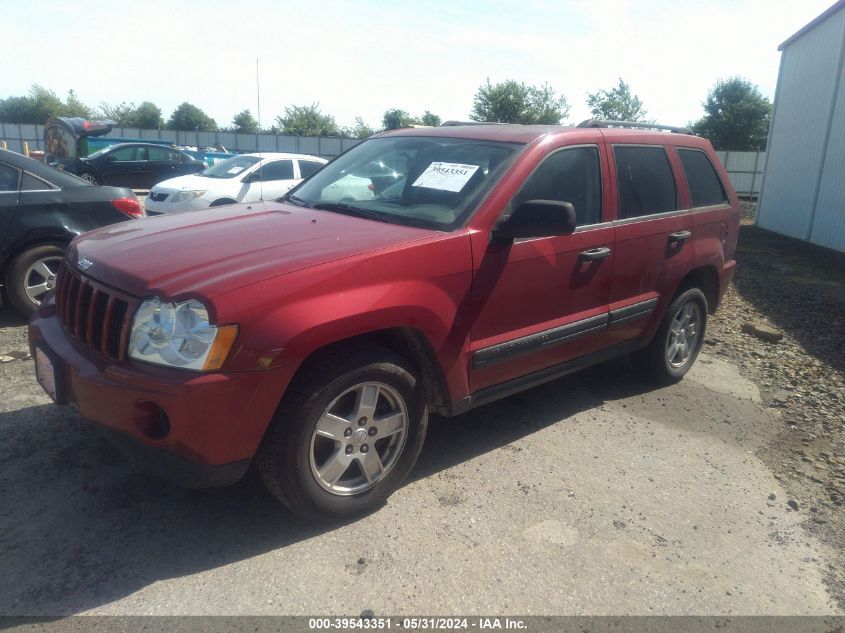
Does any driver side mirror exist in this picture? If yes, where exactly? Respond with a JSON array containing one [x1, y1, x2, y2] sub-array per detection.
[[242, 173, 260, 184], [492, 200, 577, 240]]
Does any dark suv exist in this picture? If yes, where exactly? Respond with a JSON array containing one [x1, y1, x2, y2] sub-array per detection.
[[29, 121, 739, 519]]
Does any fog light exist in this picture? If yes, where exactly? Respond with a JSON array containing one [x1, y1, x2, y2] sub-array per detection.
[[134, 401, 170, 440]]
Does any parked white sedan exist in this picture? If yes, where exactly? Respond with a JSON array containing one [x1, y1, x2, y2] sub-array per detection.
[[144, 153, 327, 214]]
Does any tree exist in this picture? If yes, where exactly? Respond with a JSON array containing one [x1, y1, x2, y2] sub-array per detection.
[[231, 109, 260, 134], [691, 77, 772, 150], [421, 110, 442, 127], [586, 78, 648, 122], [341, 116, 375, 139], [27, 85, 65, 122], [99, 101, 163, 128], [470, 79, 569, 124], [382, 108, 419, 130], [99, 102, 136, 125], [0, 96, 39, 123], [63, 90, 94, 118], [132, 102, 164, 129], [529, 82, 570, 124], [167, 102, 218, 131], [276, 103, 338, 136]]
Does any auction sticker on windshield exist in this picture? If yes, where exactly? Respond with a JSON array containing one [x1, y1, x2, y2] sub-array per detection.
[[412, 162, 480, 192]]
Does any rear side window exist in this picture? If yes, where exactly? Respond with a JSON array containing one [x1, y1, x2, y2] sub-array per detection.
[[255, 160, 294, 181], [678, 148, 728, 207], [613, 146, 677, 219], [0, 163, 20, 192], [148, 147, 179, 162], [513, 146, 602, 226], [299, 161, 324, 178]]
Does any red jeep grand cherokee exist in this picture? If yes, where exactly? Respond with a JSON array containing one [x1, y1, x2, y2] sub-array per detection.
[[29, 121, 738, 519]]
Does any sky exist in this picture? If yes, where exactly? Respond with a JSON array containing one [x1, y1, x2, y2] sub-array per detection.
[[1, 0, 836, 129]]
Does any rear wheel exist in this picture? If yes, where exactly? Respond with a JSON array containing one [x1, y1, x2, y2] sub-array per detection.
[[5, 244, 65, 316], [79, 171, 99, 185], [634, 286, 707, 384], [257, 348, 428, 520]]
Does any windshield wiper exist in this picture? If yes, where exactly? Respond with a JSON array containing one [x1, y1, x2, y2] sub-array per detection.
[[281, 194, 311, 207], [312, 202, 396, 224]]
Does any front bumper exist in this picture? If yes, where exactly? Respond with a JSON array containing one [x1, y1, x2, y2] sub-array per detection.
[[28, 308, 293, 487], [144, 192, 211, 215]]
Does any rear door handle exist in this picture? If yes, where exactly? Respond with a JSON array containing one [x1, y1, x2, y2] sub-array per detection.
[[579, 247, 611, 261], [669, 230, 692, 243]]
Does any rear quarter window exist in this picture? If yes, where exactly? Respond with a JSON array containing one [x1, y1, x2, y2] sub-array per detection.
[[299, 161, 324, 178], [0, 163, 20, 192], [678, 148, 728, 207], [613, 145, 677, 219]]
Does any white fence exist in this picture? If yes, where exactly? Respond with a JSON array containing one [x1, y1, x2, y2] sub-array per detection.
[[714, 150, 765, 198], [0, 122, 362, 159], [0, 122, 765, 196]]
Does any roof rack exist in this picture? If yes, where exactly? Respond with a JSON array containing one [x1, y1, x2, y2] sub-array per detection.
[[577, 119, 692, 134], [440, 120, 506, 126]]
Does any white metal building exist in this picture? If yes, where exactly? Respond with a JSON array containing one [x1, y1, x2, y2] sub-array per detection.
[[757, 0, 845, 252]]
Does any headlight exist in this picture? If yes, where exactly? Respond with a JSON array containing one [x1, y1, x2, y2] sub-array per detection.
[[128, 297, 238, 371], [171, 190, 206, 203]]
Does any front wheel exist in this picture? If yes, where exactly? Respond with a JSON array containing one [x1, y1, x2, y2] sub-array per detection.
[[634, 286, 708, 384], [257, 348, 428, 520]]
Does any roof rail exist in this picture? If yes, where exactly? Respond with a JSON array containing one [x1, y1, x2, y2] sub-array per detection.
[[440, 120, 506, 126], [577, 119, 692, 134]]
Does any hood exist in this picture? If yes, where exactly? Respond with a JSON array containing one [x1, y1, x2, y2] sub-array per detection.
[[151, 173, 211, 191], [68, 201, 438, 299]]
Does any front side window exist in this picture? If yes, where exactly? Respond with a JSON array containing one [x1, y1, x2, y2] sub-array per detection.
[[0, 163, 20, 192], [110, 146, 145, 161], [614, 145, 677, 219], [254, 160, 294, 181], [288, 136, 523, 230], [678, 148, 728, 208], [512, 146, 602, 226]]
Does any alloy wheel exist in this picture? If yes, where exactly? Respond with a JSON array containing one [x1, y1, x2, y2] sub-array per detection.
[[24, 256, 63, 305], [309, 381, 409, 496], [666, 301, 702, 368]]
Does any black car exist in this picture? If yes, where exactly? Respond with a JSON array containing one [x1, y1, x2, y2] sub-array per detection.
[[0, 148, 143, 316], [64, 142, 205, 189]]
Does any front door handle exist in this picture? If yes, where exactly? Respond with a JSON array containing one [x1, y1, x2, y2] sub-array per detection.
[[579, 247, 611, 261], [669, 230, 692, 243]]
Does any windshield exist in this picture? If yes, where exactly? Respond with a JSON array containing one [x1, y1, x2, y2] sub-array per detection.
[[287, 136, 523, 230], [199, 154, 261, 179]]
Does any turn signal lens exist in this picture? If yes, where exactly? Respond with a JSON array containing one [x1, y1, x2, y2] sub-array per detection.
[[203, 325, 239, 371]]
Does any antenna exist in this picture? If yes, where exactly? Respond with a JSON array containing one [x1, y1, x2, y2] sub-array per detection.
[[256, 57, 264, 201]]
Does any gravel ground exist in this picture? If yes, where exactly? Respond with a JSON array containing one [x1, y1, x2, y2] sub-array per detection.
[[1, 212, 844, 614], [706, 219, 845, 608]]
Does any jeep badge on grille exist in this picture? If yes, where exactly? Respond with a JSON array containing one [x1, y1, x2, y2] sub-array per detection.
[[78, 256, 93, 272]]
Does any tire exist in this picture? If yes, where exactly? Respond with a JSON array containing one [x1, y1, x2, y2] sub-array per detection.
[[209, 198, 236, 207], [257, 347, 428, 520], [4, 243, 65, 317], [79, 171, 100, 185], [634, 286, 708, 385]]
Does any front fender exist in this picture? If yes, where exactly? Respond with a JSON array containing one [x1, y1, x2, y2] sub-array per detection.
[[217, 233, 474, 400]]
